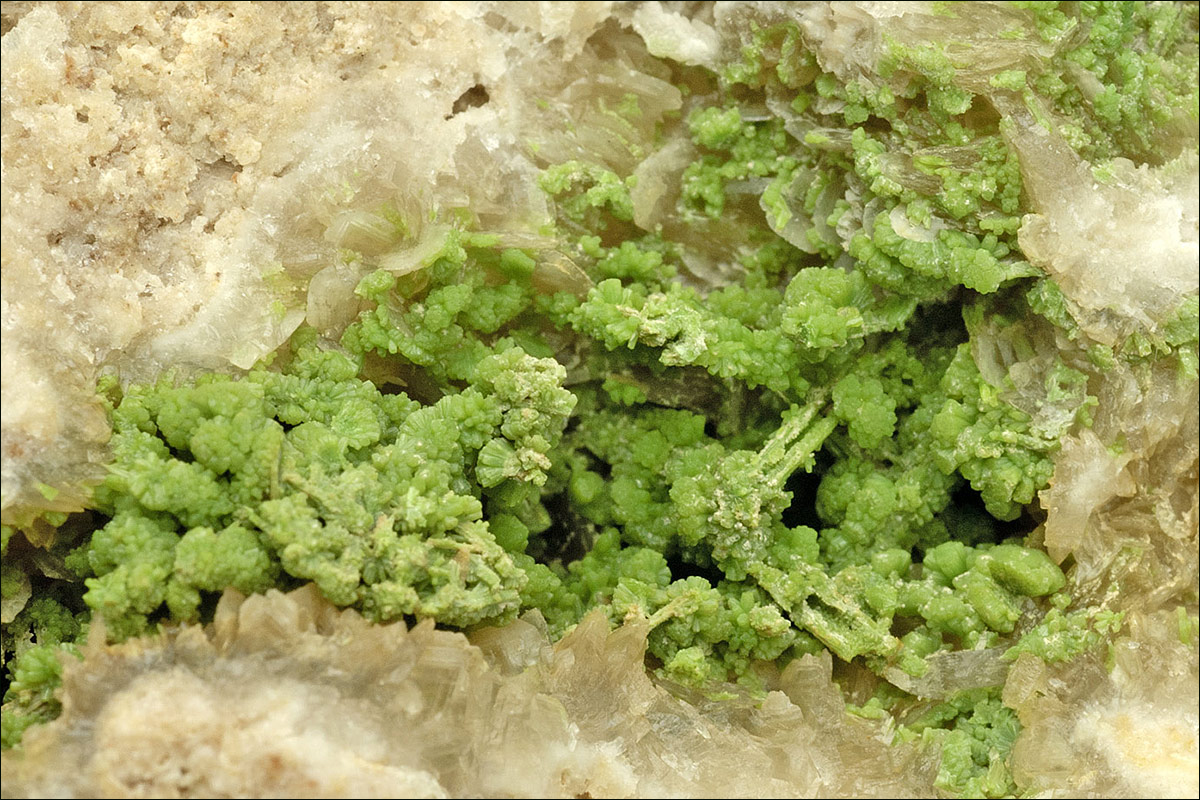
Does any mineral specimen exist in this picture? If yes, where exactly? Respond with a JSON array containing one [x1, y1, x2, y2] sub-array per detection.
[[1, 2, 1196, 797]]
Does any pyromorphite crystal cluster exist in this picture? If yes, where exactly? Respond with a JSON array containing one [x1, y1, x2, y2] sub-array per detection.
[[2, 3, 1197, 797]]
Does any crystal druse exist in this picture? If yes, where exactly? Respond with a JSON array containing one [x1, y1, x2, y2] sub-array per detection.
[[1, 3, 1196, 798]]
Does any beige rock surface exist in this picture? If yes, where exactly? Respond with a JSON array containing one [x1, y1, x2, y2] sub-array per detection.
[[1005, 608, 1200, 799], [0, 585, 937, 798], [0, 1, 616, 520]]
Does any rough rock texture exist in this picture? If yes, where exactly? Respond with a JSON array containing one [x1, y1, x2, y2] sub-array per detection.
[[0, 585, 937, 798], [1005, 608, 1200, 798], [1, 1, 615, 519]]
